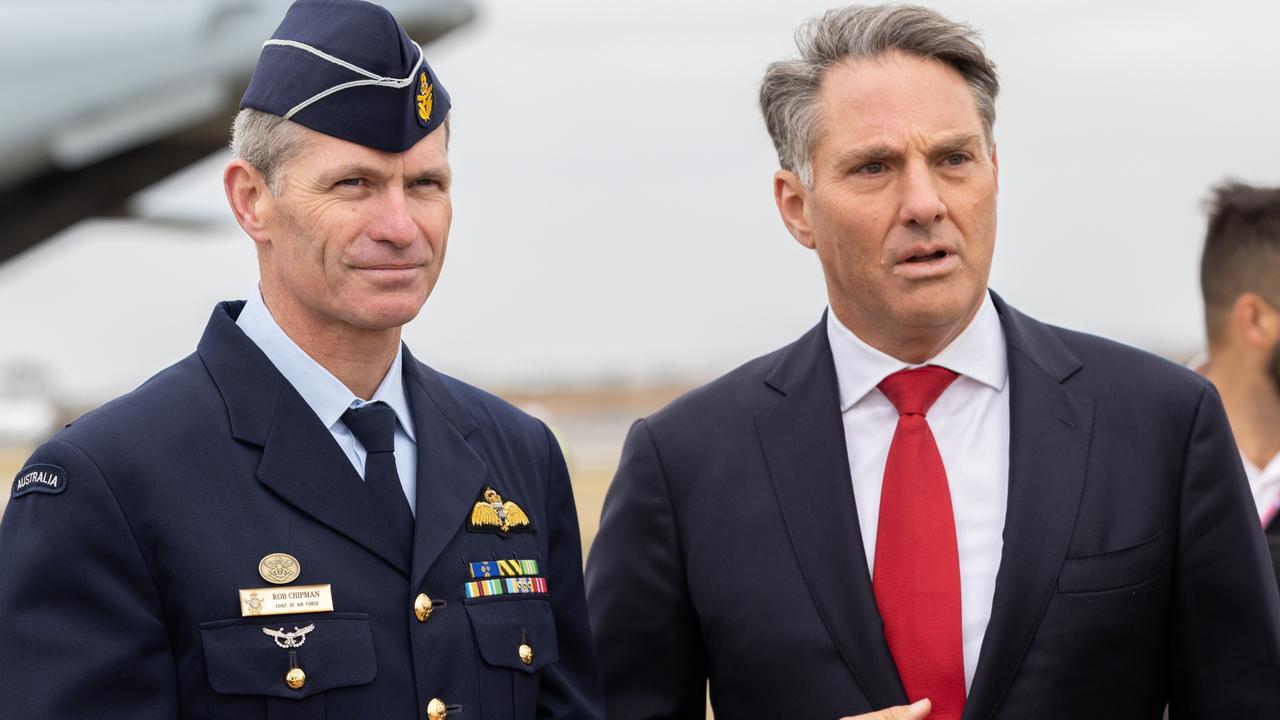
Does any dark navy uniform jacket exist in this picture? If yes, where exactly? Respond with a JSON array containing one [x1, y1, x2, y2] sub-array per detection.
[[0, 301, 605, 719], [587, 292, 1280, 720]]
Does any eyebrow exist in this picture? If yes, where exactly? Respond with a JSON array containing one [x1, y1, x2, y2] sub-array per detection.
[[834, 132, 986, 168], [319, 163, 385, 185], [929, 133, 985, 158], [319, 163, 451, 187], [409, 167, 452, 187], [835, 144, 902, 169]]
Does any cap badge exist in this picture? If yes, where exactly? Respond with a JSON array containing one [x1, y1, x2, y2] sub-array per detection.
[[416, 71, 434, 127]]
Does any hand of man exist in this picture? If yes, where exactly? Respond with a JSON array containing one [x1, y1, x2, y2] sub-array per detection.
[[839, 698, 931, 720]]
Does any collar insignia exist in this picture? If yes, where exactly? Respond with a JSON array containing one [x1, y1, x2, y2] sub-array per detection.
[[468, 487, 535, 535], [416, 71, 433, 127]]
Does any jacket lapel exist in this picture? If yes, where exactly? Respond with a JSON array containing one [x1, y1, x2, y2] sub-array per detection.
[[963, 294, 1094, 720], [402, 349, 490, 592], [198, 301, 411, 576], [755, 319, 909, 710], [257, 389, 412, 575]]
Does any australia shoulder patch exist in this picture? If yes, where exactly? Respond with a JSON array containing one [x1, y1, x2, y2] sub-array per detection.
[[12, 464, 67, 499]]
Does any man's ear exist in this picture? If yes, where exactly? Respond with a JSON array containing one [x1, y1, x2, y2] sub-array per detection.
[[991, 142, 999, 194], [1233, 293, 1280, 350], [224, 159, 273, 245], [774, 169, 815, 250]]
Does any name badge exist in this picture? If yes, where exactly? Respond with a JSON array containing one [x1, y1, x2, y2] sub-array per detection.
[[239, 583, 334, 617]]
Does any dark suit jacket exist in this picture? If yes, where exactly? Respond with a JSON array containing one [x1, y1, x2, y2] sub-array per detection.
[[586, 293, 1280, 720], [0, 301, 604, 719]]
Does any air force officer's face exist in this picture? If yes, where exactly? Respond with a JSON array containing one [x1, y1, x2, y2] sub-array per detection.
[[256, 126, 453, 334], [776, 51, 999, 355]]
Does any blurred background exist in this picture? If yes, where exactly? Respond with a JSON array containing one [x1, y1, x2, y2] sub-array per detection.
[[2, 0, 1279, 555]]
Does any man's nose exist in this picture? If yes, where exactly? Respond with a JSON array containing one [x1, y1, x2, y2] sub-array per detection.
[[370, 188, 418, 246], [898, 163, 947, 229]]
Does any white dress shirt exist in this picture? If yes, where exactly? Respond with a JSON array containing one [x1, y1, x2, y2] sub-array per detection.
[[827, 292, 1009, 692], [1245, 453, 1280, 527], [236, 287, 418, 515], [1184, 354, 1280, 527]]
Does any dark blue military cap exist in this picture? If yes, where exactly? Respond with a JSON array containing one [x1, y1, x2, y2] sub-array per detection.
[[240, 0, 451, 153]]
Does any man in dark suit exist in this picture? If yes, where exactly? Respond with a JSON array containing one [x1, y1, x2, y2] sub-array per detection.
[[1196, 182, 1280, 588], [0, 2, 604, 718], [586, 5, 1280, 719]]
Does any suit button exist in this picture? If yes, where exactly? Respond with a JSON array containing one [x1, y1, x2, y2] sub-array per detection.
[[285, 667, 306, 690], [414, 593, 433, 622], [426, 698, 447, 719], [519, 643, 533, 666]]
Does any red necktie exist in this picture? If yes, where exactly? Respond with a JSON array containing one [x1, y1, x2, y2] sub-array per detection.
[[873, 366, 966, 720]]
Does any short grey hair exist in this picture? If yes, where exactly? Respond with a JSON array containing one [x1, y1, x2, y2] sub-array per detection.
[[230, 108, 309, 195], [760, 4, 1000, 185]]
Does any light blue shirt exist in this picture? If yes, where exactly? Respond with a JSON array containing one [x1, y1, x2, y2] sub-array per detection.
[[236, 288, 418, 515]]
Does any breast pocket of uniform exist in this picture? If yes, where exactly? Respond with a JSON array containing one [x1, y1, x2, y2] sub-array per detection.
[[464, 597, 560, 718], [199, 612, 376, 719], [1057, 533, 1166, 594]]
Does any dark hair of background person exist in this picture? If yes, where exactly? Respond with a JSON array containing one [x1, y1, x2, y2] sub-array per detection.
[[1200, 182, 1280, 346]]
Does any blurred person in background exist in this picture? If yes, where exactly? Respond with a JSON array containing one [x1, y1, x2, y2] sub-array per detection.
[[1196, 181, 1280, 588], [0, 1, 603, 718], [586, 5, 1280, 719]]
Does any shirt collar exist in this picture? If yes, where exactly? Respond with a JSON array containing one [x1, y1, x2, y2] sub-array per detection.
[[1243, 451, 1280, 484], [235, 286, 416, 440], [826, 291, 1008, 412]]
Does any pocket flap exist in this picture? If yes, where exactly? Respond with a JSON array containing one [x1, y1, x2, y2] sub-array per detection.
[[464, 599, 559, 673], [1058, 533, 1165, 593], [200, 613, 376, 698]]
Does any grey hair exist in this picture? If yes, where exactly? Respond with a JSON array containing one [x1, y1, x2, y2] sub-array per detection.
[[230, 109, 453, 195], [230, 108, 309, 195], [760, 4, 1000, 186]]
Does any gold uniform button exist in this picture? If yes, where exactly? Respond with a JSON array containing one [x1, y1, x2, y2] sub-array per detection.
[[519, 643, 533, 666], [426, 697, 447, 719], [414, 593, 433, 623], [285, 667, 306, 690]]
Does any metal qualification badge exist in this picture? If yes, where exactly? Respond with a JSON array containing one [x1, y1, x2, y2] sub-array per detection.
[[239, 584, 335, 617], [258, 553, 301, 584]]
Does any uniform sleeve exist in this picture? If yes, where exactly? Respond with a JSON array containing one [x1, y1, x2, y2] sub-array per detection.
[[585, 419, 708, 720], [0, 438, 179, 718], [535, 421, 606, 719], [1168, 384, 1280, 716]]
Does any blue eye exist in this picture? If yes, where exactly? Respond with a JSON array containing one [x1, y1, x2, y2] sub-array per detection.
[[858, 162, 885, 175], [337, 178, 364, 187]]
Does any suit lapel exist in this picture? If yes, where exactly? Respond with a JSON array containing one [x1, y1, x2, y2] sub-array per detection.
[[963, 295, 1094, 720], [755, 320, 908, 710], [197, 301, 410, 576], [257, 388, 412, 575], [402, 349, 489, 592]]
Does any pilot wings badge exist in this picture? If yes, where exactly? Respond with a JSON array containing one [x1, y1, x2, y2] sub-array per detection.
[[468, 487, 535, 536], [263, 624, 316, 649]]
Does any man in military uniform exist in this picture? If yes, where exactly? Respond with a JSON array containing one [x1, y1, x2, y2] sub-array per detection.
[[1196, 182, 1280, 588], [0, 1, 604, 718]]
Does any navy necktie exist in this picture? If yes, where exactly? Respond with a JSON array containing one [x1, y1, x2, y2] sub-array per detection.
[[341, 402, 414, 560]]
